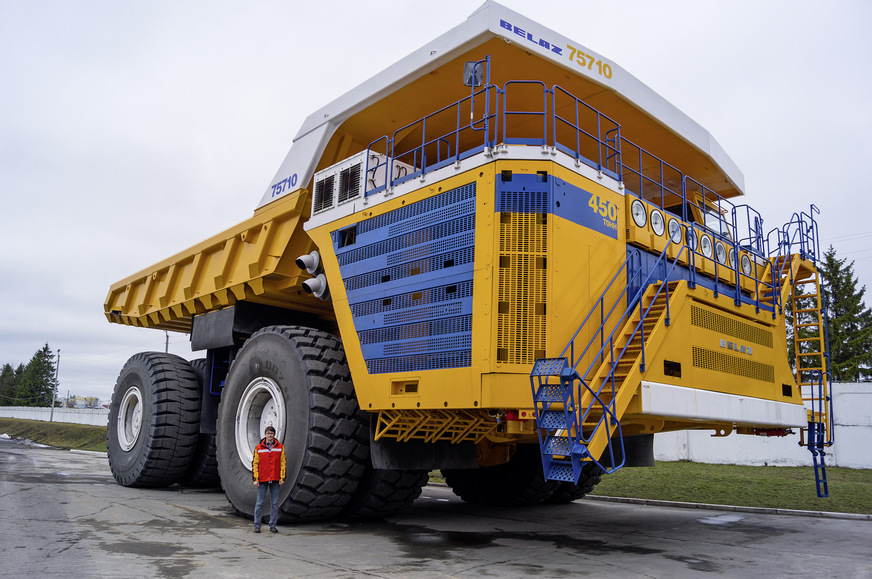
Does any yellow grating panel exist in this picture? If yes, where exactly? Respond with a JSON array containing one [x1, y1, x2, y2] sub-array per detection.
[[374, 409, 497, 443], [691, 306, 773, 348], [692, 347, 775, 383], [497, 213, 547, 364]]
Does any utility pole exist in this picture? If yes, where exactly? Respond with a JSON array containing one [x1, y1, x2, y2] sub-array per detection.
[[165, 331, 169, 353], [49, 349, 60, 422]]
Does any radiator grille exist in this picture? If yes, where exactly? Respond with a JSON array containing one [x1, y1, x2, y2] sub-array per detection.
[[313, 175, 334, 213], [692, 347, 775, 383], [497, 211, 548, 364], [691, 306, 773, 348], [338, 163, 361, 203]]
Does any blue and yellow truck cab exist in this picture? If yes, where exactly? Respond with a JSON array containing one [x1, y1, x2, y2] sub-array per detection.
[[103, 2, 833, 520]]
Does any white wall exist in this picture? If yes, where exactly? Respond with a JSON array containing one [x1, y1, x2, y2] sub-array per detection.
[[654, 383, 872, 469], [0, 406, 109, 427]]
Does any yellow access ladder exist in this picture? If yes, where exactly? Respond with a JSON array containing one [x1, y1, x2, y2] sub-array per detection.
[[761, 251, 832, 497]]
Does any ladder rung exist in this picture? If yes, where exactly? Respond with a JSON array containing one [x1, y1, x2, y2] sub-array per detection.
[[796, 323, 820, 328], [795, 308, 819, 313]]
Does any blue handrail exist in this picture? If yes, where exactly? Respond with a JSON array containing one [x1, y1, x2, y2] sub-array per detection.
[[555, 237, 694, 475], [501, 80, 549, 146]]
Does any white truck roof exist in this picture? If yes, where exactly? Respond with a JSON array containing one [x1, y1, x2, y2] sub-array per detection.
[[258, 1, 743, 210]]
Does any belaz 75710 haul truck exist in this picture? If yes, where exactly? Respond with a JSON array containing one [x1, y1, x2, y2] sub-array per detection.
[[104, 2, 834, 521]]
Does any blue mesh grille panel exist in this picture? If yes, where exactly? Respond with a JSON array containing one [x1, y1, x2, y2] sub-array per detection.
[[351, 185, 475, 236], [367, 351, 472, 374], [337, 218, 474, 267], [344, 247, 474, 293], [358, 316, 471, 345], [351, 282, 473, 318], [334, 183, 476, 374]]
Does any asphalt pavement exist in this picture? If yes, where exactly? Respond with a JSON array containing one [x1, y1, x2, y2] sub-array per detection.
[[1, 438, 870, 578]]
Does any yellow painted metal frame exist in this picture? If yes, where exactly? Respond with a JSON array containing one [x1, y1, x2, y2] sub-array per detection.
[[103, 190, 334, 332]]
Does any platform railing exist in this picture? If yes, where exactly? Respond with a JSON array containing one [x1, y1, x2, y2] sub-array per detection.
[[552, 85, 621, 177]]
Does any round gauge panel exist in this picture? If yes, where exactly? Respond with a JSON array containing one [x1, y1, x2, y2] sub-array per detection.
[[701, 235, 713, 258], [631, 199, 647, 228], [668, 218, 682, 243], [650, 209, 665, 236], [715, 241, 727, 265]]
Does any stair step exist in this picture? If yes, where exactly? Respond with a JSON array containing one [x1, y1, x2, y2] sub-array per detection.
[[544, 460, 576, 482], [544, 435, 572, 455], [539, 410, 568, 429], [531, 358, 568, 377], [534, 383, 567, 403]]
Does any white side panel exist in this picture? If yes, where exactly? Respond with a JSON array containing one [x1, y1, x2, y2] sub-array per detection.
[[640, 381, 808, 428]]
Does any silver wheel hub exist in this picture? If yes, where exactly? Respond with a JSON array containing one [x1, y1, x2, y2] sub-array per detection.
[[235, 377, 285, 470], [117, 386, 143, 452]]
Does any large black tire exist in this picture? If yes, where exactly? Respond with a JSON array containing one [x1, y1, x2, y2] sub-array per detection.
[[443, 444, 560, 506], [544, 462, 604, 503], [216, 326, 369, 522], [107, 352, 200, 487], [178, 358, 220, 488], [342, 464, 429, 518]]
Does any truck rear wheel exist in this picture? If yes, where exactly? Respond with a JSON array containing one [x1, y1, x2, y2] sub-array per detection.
[[178, 358, 220, 488], [107, 353, 200, 487], [216, 326, 368, 522], [342, 464, 429, 518], [442, 444, 559, 506]]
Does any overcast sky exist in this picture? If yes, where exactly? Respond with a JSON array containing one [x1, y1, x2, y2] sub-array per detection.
[[1, 1, 870, 403]]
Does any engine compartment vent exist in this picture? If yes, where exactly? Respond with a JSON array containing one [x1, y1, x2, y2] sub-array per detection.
[[312, 150, 415, 214]]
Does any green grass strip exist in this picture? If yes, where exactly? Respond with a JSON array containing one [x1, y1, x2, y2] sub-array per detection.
[[0, 417, 107, 452]]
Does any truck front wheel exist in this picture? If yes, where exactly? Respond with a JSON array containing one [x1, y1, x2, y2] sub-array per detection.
[[216, 326, 368, 522], [107, 353, 200, 487]]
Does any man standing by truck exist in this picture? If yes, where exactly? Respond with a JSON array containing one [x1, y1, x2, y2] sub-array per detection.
[[252, 425, 285, 533]]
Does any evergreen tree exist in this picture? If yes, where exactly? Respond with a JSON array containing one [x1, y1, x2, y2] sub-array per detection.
[[820, 246, 872, 381], [13, 344, 59, 407], [0, 363, 20, 405]]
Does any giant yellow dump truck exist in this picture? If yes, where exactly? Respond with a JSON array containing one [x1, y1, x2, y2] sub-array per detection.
[[104, 2, 834, 520]]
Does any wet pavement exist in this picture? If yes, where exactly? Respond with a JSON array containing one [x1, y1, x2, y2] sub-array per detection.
[[1, 439, 871, 578]]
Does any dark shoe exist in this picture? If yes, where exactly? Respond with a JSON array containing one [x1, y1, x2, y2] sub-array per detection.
[[269, 527, 278, 533], [254, 527, 261, 533]]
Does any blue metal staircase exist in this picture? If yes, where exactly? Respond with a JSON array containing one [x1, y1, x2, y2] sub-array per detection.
[[531, 239, 689, 485]]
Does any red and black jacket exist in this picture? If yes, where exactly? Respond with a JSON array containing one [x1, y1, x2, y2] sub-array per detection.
[[252, 438, 286, 483]]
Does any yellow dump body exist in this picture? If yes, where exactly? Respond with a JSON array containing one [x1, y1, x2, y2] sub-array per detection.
[[104, 190, 334, 332]]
